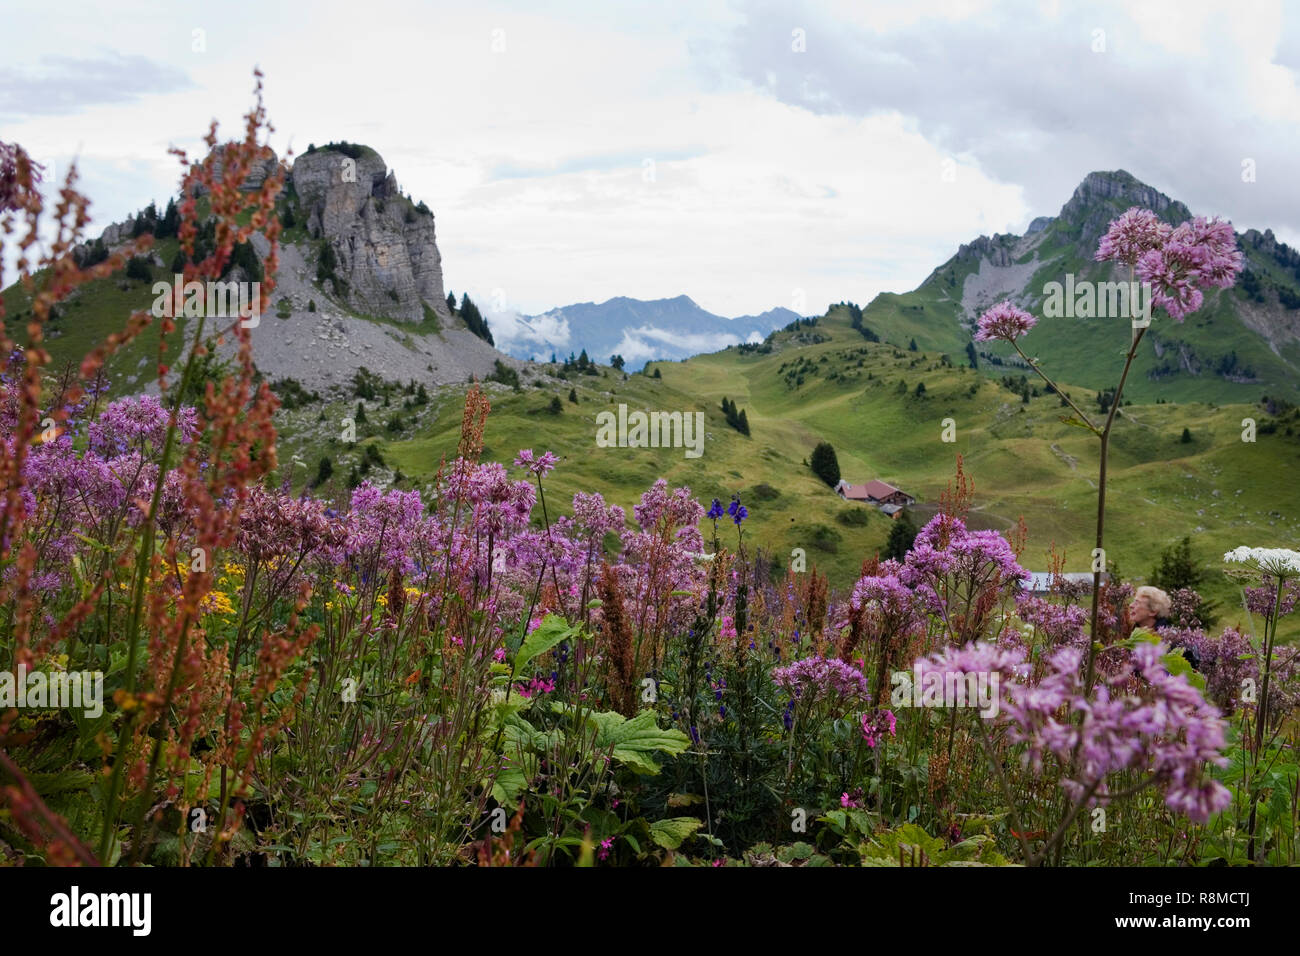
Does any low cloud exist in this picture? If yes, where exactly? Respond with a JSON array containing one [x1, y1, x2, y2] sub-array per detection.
[[485, 308, 571, 355], [612, 326, 742, 365], [0, 54, 193, 118]]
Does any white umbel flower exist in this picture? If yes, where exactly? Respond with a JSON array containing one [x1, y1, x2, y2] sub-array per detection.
[[1223, 547, 1300, 578]]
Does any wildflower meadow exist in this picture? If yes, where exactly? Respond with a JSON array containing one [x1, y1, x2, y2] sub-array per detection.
[[2, 90, 1297, 884]]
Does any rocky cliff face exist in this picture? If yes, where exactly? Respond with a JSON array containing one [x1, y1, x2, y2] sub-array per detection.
[[952, 233, 1021, 269], [290, 146, 447, 323], [1054, 170, 1192, 248], [78, 141, 514, 395], [194, 143, 280, 197]]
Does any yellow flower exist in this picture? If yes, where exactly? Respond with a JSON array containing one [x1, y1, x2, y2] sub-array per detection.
[[202, 590, 237, 617]]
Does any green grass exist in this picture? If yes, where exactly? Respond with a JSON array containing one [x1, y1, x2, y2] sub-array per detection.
[[270, 304, 1300, 645], [2, 239, 193, 392], [857, 218, 1300, 406], [10, 238, 1298, 640]]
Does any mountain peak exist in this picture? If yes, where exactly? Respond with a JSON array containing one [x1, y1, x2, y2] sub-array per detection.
[[1045, 169, 1193, 254], [1059, 170, 1191, 225]]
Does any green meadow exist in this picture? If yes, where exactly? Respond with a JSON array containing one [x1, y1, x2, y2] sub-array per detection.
[[271, 304, 1300, 637]]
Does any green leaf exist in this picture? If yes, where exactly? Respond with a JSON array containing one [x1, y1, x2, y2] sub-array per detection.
[[491, 757, 538, 805], [488, 691, 531, 733], [591, 709, 691, 774], [1059, 416, 1096, 432], [514, 614, 577, 671], [861, 824, 1015, 866], [1160, 649, 1207, 691], [1125, 627, 1160, 646], [491, 715, 542, 803], [649, 817, 702, 849], [666, 792, 704, 808]]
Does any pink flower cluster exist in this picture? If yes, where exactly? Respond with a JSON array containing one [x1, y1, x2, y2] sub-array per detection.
[[515, 676, 557, 699], [914, 640, 1232, 823], [860, 708, 897, 747], [773, 655, 871, 704], [974, 301, 1037, 342], [86, 394, 199, 457], [900, 515, 1028, 634], [1093, 207, 1171, 267], [18, 394, 203, 587], [1015, 593, 1088, 648], [7, 379, 717, 646], [0, 141, 40, 213], [1096, 208, 1243, 321]]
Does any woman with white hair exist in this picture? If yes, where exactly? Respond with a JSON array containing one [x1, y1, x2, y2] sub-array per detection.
[[1129, 584, 1204, 670], [1127, 585, 1172, 631]]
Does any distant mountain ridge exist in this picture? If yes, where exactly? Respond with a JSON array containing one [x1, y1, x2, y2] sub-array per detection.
[[858, 169, 1300, 403], [501, 294, 801, 368]]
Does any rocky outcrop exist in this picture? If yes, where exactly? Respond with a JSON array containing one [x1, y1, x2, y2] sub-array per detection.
[[1055, 170, 1192, 249], [290, 146, 447, 323], [217, 236, 513, 394], [98, 218, 137, 247], [192, 144, 280, 197], [953, 234, 1021, 268], [1241, 228, 1300, 271]]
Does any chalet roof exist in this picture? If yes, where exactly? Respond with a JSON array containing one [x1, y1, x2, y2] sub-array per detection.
[[838, 482, 873, 500], [1023, 572, 1104, 592], [862, 479, 906, 499]]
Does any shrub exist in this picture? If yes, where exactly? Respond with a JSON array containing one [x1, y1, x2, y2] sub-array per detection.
[[884, 509, 919, 559], [836, 507, 870, 527], [810, 441, 840, 488], [487, 359, 520, 390], [124, 256, 152, 281]]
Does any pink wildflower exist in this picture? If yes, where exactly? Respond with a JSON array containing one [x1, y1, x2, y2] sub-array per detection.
[[974, 300, 1037, 342]]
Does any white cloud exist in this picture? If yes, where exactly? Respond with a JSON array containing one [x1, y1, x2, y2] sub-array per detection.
[[4, 0, 1297, 313], [486, 308, 571, 351], [612, 326, 741, 364]]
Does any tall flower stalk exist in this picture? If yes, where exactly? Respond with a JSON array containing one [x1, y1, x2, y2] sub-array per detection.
[[1224, 546, 1300, 860], [975, 207, 1243, 689]]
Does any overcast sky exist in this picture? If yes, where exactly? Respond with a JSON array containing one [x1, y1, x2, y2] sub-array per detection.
[[4, 0, 1299, 332]]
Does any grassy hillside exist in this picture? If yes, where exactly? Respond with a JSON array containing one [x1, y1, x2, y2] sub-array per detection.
[[2, 238, 190, 390], [270, 304, 1300, 640], [9, 195, 1297, 637], [856, 183, 1300, 406]]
